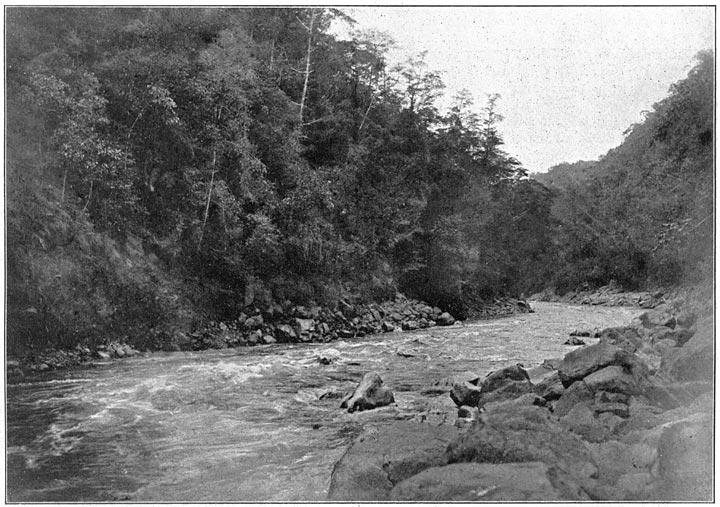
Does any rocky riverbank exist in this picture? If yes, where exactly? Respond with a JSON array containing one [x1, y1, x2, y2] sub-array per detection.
[[6, 295, 532, 379], [328, 298, 713, 501], [529, 283, 666, 308]]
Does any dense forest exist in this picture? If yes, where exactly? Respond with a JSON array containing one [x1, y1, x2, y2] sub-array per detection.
[[5, 8, 713, 357]]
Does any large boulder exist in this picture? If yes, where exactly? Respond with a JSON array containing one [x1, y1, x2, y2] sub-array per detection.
[[449, 380, 482, 407], [389, 462, 585, 501], [450, 364, 534, 408], [436, 312, 455, 326], [446, 404, 598, 488], [582, 365, 639, 395], [340, 372, 395, 413], [558, 342, 647, 387], [327, 422, 459, 501], [660, 316, 713, 382], [655, 413, 713, 500]]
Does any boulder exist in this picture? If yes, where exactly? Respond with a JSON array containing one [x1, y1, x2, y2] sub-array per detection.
[[553, 380, 593, 417], [582, 365, 639, 395], [243, 314, 264, 330], [639, 306, 676, 329], [558, 402, 605, 441], [558, 342, 647, 387], [447, 404, 598, 486], [598, 326, 643, 353], [656, 413, 713, 500], [381, 321, 396, 332], [436, 312, 455, 326], [649, 326, 693, 347], [481, 364, 531, 391], [450, 380, 482, 408], [293, 318, 315, 335], [564, 337, 586, 346], [660, 316, 713, 382], [534, 372, 565, 402], [674, 309, 696, 329], [340, 372, 395, 413], [274, 324, 296, 342], [569, 329, 592, 337], [401, 320, 419, 331], [390, 462, 585, 501], [327, 422, 459, 501]]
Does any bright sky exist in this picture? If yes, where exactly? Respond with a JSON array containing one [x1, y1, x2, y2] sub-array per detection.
[[338, 7, 714, 173]]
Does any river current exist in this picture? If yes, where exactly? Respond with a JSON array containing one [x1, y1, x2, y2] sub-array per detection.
[[6, 302, 643, 502]]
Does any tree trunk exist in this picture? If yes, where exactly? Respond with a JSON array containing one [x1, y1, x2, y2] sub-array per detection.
[[197, 149, 217, 252], [299, 10, 316, 122]]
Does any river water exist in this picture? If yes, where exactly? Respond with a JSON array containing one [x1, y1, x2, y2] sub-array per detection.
[[6, 302, 643, 502]]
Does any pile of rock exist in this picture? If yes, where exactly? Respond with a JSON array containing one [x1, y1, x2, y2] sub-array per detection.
[[531, 284, 665, 308], [8, 340, 142, 378], [328, 302, 713, 501], [188, 295, 460, 350]]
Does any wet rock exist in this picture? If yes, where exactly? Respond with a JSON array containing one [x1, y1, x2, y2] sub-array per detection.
[[340, 372, 395, 413], [390, 462, 583, 501], [316, 348, 341, 365], [327, 421, 459, 501], [569, 329, 591, 337], [564, 336, 586, 346], [436, 312, 455, 326]]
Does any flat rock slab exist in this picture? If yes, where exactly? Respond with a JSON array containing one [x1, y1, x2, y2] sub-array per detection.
[[327, 421, 459, 501], [390, 462, 570, 501]]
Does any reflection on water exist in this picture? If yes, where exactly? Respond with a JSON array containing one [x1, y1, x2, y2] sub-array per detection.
[[6, 302, 642, 502]]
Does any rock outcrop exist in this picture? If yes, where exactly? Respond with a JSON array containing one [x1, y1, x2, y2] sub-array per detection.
[[328, 297, 714, 502], [327, 422, 459, 501]]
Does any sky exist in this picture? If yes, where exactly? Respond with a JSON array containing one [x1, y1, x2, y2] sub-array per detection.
[[336, 6, 714, 173]]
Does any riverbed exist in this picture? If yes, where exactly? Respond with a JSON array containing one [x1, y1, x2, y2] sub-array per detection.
[[6, 302, 643, 502]]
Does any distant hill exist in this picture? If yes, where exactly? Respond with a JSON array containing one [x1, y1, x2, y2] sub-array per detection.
[[531, 160, 596, 190]]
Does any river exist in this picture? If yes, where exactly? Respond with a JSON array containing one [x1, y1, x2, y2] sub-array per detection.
[[6, 302, 643, 502]]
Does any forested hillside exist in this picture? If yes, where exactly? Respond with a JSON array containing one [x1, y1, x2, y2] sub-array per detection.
[[535, 50, 713, 294], [6, 8, 553, 355], [5, 8, 713, 359]]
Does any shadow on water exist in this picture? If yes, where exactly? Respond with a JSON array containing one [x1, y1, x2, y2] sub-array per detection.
[[6, 302, 643, 502]]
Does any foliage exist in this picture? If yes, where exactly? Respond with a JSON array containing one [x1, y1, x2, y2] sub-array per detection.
[[538, 50, 714, 292], [6, 8, 712, 353]]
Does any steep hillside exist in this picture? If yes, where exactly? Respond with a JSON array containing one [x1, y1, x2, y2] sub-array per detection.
[[538, 50, 713, 293]]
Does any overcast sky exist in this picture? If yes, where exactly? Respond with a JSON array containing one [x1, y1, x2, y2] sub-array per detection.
[[338, 6, 714, 173]]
